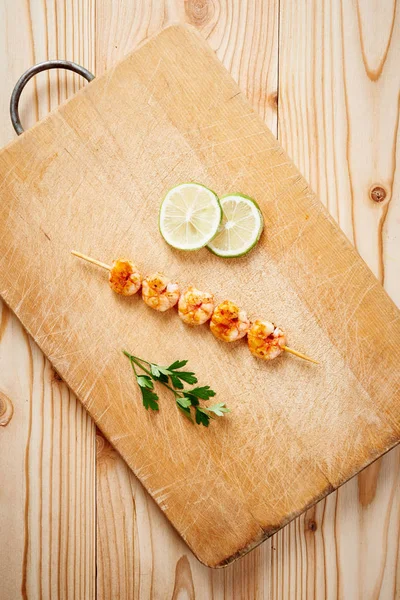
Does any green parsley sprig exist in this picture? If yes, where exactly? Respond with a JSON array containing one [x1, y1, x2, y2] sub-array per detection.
[[123, 351, 230, 427]]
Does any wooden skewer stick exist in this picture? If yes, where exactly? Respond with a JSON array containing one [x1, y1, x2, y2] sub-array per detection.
[[71, 250, 319, 364], [282, 346, 319, 364], [71, 250, 111, 271]]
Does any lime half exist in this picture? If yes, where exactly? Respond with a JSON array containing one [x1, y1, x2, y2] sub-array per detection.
[[207, 194, 264, 257], [159, 183, 222, 251]]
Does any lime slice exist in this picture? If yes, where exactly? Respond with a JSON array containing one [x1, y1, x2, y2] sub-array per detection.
[[159, 183, 222, 251], [207, 194, 264, 257]]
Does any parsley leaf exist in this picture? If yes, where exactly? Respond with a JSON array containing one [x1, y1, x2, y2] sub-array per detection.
[[189, 386, 216, 400], [167, 361, 198, 385], [140, 387, 159, 411], [173, 370, 198, 385], [136, 375, 154, 389], [185, 393, 199, 407], [170, 374, 184, 389], [195, 407, 210, 427], [158, 367, 172, 375], [150, 364, 170, 382], [205, 403, 231, 416], [176, 397, 192, 408], [151, 364, 172, 377], [150, 364, 160, 377], [168, 360, 188, 370]]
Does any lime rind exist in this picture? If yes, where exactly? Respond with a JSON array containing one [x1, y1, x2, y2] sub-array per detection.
[[206, 193, 264, 258], [159, 183, 222, 251]]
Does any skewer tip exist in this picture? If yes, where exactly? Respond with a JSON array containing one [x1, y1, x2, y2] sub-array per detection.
[[282, 346, 319, 365], [71, 250, 112, 271]]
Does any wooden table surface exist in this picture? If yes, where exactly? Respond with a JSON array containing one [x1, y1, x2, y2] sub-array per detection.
[[1, 1, 399, 598]]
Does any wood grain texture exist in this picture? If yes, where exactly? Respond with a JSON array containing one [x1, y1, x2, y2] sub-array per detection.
[[1, 0, 400, 596], [0, 22, 399, 568], [0, 307, 96, 600], [96, 432, 275, 599], [0, 1, 97, 598], [278, 1, 400, 597]]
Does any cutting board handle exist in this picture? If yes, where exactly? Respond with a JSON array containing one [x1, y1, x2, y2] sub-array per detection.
[[10, 60, 95, 135]]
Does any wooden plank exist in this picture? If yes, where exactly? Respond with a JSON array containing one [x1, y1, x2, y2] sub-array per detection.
[[185, 0, 279, 135], [0, 1, 96, 598], [278, 0, 400, 597], [0, 22, 399, 568], [95, 1, 279, 594], [97, 432, 274, 599], [0, 305, 96, 600]]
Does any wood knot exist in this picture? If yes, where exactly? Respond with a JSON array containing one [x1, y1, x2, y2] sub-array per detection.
[[268, 91, 278, 109], [52, 368, 63, 383], [185, 0, 212, 26], [171, 555, 195, 599], [370, 185, 387, 203], [0, 391, 14, 426], [96, 433, 115, 460], [358, 460, 380, 507], [96, 434, 106, 456], [307, 519, 317, 532]]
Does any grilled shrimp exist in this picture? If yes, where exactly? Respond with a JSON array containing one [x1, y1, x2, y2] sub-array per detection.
[[142, 272, 180, 312], [109, 259, 142, 296], [178, 286, 215, 326], [210, 300, 250, 342], [248, 319, 286, 360]]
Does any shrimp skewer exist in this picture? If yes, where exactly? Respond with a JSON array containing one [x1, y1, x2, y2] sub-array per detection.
[[248, 320, 286, 360], [71, 251, 142, 296], [142, 272, 180, 312], [71, 251, 318, 363], [210, 300, 250, 342], [178, 286, 214, 325], [247, 320, 318, 364]]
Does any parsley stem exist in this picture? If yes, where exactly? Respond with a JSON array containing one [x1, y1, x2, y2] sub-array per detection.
[[129, 355, 152, 377], [125, 351, 180, 397], [123, 351, 151, 370], [130, 359, 139, 378], [131, 355, 152, 368], [161, 382, 181, 396]]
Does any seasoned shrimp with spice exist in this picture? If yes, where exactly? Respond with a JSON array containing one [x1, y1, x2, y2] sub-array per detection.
[[178, 286, 215, 325], [109, 259, 142, 296], [142, 272, 180, 312], [71, 250, 318, 364], [248, 319, 286, 360], [210, 300, 250, 342]]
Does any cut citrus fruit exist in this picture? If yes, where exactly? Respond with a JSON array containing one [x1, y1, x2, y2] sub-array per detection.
[[207, 194, 264, 257], [159, 183, 222, 251]]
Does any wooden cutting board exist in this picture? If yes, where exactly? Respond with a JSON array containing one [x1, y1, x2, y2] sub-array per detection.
[[0, 24, 399, 568]]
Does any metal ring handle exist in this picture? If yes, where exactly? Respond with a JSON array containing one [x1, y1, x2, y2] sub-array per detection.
[[10, 60, 95, 135]]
